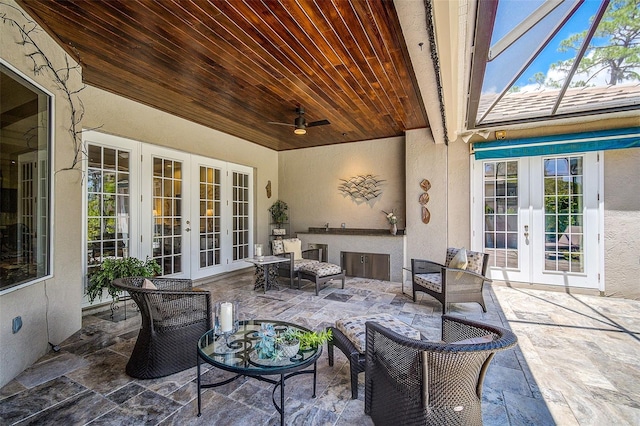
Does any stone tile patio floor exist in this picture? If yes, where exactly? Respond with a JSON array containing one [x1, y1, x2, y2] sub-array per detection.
[[1, 271, 639, 425]]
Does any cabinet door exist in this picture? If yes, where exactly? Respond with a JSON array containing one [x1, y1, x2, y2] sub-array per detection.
[[341, 251, 365, 277], [366, 253, 390, 281]]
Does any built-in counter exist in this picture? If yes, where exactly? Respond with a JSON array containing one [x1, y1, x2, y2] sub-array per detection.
[[296, 228, 405, 282]]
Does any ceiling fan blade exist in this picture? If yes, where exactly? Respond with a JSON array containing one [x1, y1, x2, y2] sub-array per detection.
[[267, 121, 295, 127], [307, 119, 330, 127]]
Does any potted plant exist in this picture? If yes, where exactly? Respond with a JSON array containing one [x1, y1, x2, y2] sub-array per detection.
[[254, 323, 278, 359], [87, 256, 162, 303], [276, 327, 301, 358], [254, 324, 332, 360], [269, 200, 288, 225], [297, 328, 332, 351]]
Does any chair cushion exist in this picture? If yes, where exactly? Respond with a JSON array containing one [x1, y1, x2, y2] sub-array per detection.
[[449, 248, 468, 270], [414, 273, 442, 293], [292, 258, 319, 271], [336, 313, 422, 354], [451, 334, 494, 345], [271, 239, 285, 255], [299, 262, 342, 277], [282, 238, 303, 260], [142, 279, 157, 290], [465, 250, 485, 274], [446, 247, 485, 274]]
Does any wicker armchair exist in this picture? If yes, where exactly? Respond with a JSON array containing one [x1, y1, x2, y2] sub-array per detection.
[[111, 277, 213, 379], [364, 315, 517, 426], [412, 248, 491, 312]]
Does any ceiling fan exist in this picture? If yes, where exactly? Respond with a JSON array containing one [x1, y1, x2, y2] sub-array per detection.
[[268, 106, 330, 135]]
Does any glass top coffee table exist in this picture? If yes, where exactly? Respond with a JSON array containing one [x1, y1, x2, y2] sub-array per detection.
[[197, 319, 322, 425]]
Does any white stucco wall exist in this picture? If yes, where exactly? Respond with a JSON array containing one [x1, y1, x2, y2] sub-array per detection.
[[603, 148, 640, 299], [278, 137, 405, 234], [1, 0, 83, 388], [405, 128, 472, 265]]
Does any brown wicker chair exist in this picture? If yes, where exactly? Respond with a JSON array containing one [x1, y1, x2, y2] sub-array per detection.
[[411, 248, 491, 312], [111, 277, 213, 379], [364, 315, 517, 425]]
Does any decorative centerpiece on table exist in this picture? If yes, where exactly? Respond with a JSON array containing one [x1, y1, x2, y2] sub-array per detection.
[[254, 323, 332, 361], [383, 209, 398, 235]]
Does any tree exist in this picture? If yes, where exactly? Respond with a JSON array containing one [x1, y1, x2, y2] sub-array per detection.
[[550, 0, 640, 86]]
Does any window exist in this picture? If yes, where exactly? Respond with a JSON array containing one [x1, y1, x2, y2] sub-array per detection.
[[0, 63, 52, 292]]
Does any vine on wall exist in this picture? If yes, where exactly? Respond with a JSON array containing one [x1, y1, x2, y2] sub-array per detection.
[[1, 2, 92, 172]]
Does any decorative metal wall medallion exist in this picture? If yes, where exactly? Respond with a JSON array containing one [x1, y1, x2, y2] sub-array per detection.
[[338, 174, 385, 202], [419, 179, 431, 224]]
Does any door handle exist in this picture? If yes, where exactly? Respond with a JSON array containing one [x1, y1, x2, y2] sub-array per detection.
[[360, 255, 365, 264], [524, 225, 529, 238]]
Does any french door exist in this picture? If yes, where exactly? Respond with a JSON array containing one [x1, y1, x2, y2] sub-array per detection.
[[187, 155, 253, 279], [472, 152, 601, 289], [84, 131, 253, 290], [142, 146, 191, 277]]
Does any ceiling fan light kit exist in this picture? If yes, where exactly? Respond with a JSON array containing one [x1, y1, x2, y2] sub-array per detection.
[[269, 106, 330, 135]]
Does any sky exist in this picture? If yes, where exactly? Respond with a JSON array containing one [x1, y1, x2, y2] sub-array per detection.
[[483, 0, 617, 93]]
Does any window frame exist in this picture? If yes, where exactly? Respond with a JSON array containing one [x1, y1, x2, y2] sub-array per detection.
[[0, 59, 55, 295]]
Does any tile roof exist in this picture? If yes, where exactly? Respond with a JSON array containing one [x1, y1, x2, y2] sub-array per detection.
[[478, 83, 640, 124]]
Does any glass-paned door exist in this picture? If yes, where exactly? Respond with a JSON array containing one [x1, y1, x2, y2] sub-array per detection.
[[474, 152, 600, 289], [199, 165, 221, 269], [482, 160, 525, 273], [190, 159, 253, 277], [189, 155, 228, 279], [150, 154, 187, 277], [232, 170, 251, 261], [541, 156, 584, 273], [86, 144, 132, 282]]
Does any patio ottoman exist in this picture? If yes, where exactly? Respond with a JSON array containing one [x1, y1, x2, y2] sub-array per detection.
[[327, 313, 422, 399], [296, 262, 345, 295]]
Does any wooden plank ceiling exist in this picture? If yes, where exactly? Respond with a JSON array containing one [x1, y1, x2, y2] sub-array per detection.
[[17, 0, 428, 151]]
